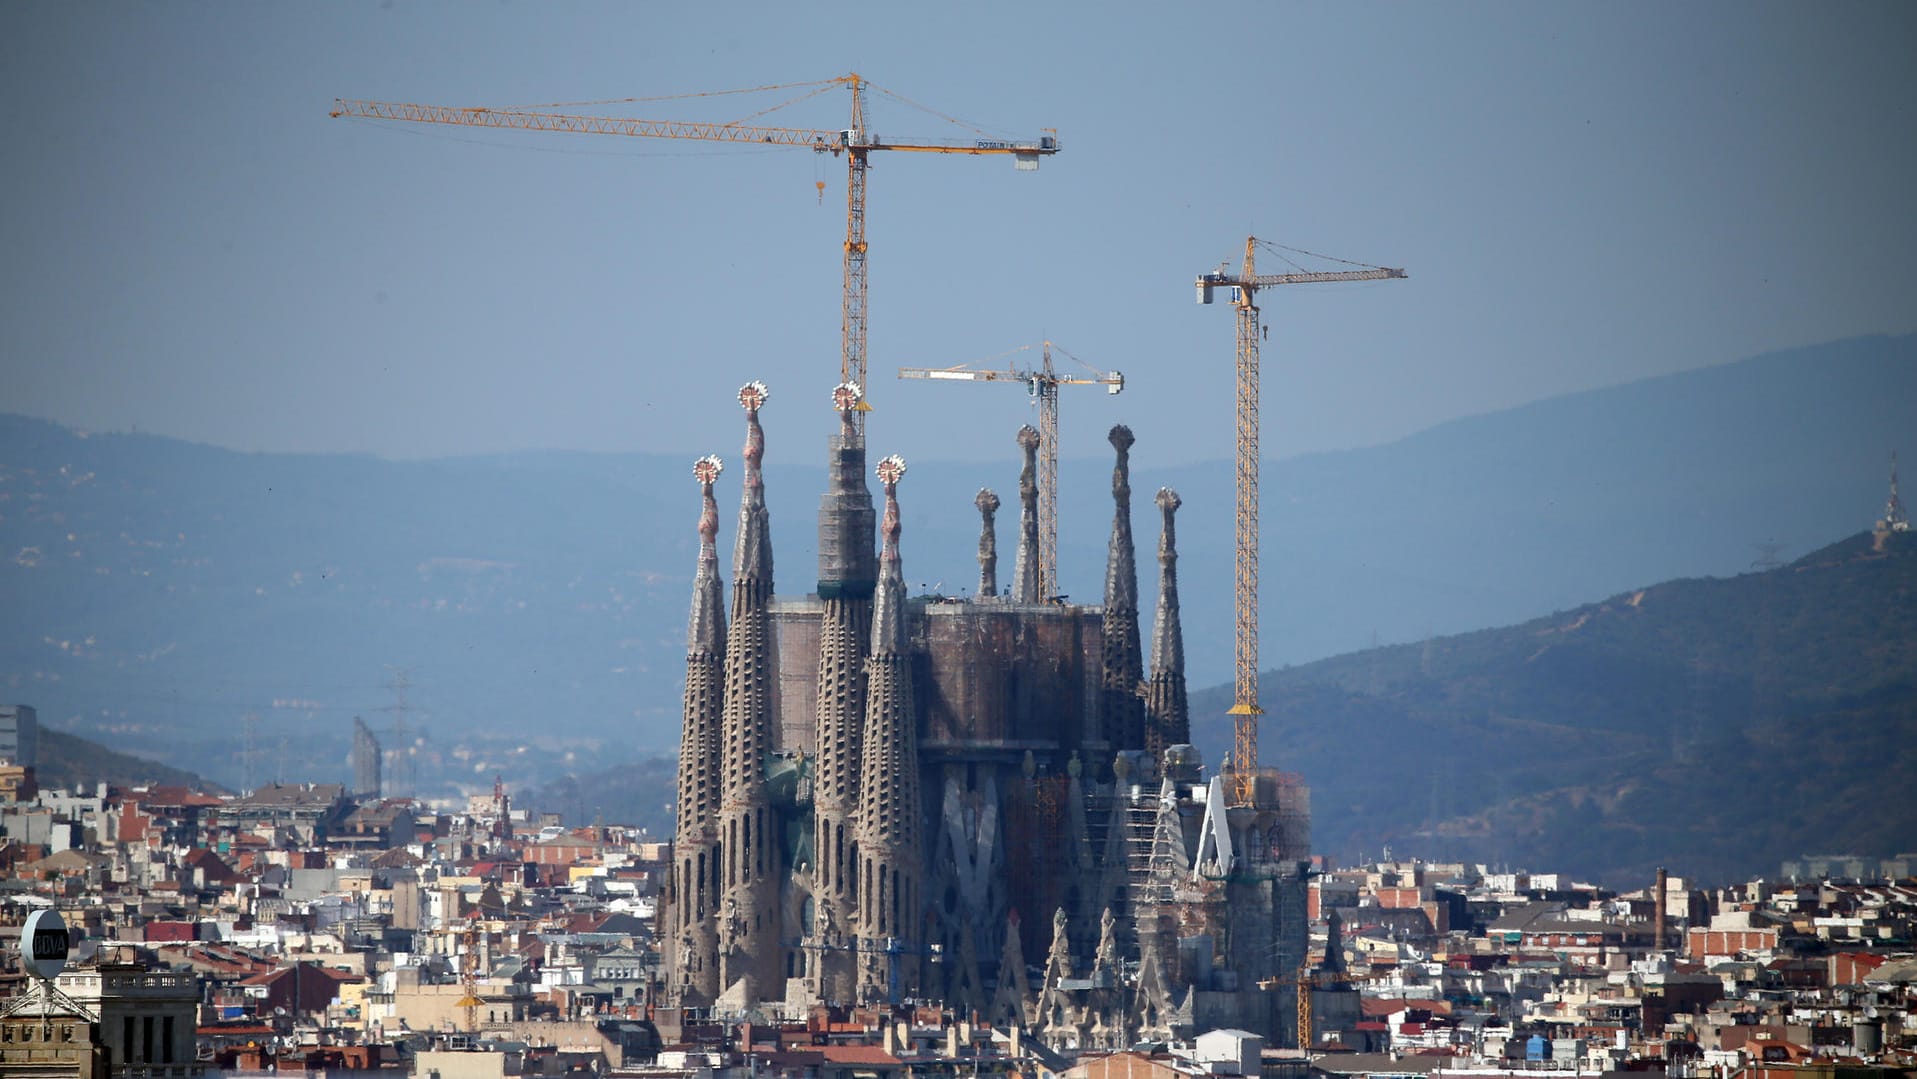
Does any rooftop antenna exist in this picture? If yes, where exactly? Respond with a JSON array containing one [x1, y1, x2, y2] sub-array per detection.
[[241, 711, 260, 795]]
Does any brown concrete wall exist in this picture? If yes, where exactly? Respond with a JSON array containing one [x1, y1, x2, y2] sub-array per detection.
[[916, 602, 1100, 755], [773, 598, 1103, 762]]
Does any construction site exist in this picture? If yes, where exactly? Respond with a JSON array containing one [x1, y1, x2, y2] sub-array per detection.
[[332, 75, 1404, 1049]]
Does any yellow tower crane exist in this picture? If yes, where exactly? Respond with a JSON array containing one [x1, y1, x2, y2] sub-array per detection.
[[1196, 237, 1405, 804], [332, 75, 1058, 437], [898, 341, 1123, 599], [1298, 958, 1314, 1051], [456, 913, 485, 1034]]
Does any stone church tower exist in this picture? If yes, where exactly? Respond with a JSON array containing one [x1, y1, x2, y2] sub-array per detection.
[[853, 454, 922, 1002], [664, 454, 727, 1005], [808, 384, 878, 1002], [715, 383, 781, 1001]]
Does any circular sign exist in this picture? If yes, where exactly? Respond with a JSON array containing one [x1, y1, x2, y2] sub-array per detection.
[[21, 909, 69, 980]]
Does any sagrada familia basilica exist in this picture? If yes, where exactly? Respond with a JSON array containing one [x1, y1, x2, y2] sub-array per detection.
[[659, 382, 1318, 1049]]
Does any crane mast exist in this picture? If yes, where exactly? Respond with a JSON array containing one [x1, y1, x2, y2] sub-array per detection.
[[333, 75, 1059, 440], [1035, 345, 1058, 597], [898, 340, 1123, 598], [843, 79, 871, 434], [457, 914, 484, 1032], [1197, 237, 1405, 804]]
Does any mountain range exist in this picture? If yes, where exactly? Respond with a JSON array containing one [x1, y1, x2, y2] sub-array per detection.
[[1190, 528, 1917, 886], [1, 334, 1910, 819], [24, 525, 1910, 888]]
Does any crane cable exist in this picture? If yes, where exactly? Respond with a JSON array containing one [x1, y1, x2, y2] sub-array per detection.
[[490, 78, 846, 113], [334, 117, 796, 159], [1046, 341, 1107, 378], [1255, 238, 1392, 272], [379, 77, 1026, 154], [919, 340, 1102, 377], [867, 81, 1024, 142]]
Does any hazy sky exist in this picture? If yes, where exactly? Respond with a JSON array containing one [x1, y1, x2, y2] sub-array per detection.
[[4, 3, 1912, 468]]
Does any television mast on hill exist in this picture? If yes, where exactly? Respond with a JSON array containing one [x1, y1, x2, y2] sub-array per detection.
[[1885, 451, 1909, 532]]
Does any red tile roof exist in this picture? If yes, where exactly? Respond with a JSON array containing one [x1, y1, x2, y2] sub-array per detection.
[[820, 1046, 902, 1065]]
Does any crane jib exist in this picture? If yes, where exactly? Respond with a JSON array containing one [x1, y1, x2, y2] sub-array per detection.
[[334, 82, 1061, 443], [333, 101, 1059, 158]]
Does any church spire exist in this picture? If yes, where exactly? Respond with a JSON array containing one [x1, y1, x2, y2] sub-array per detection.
[[1011, 425, 1042, 602], [687, 456, 726, 658], [668, 454, 727, 1006], [870, 455, 909, 653], [975, 488, 1001, 598], [1103, 425, 1138, 610], [854, 454, 924, 1002], [1101, 425, 1144, 752], [810, 381, 878, 1005], [717, 381, 780, 1000], [1144, 487, 1189, 756], [818, 382, 878, 597], [733, 383, 772, 585]]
